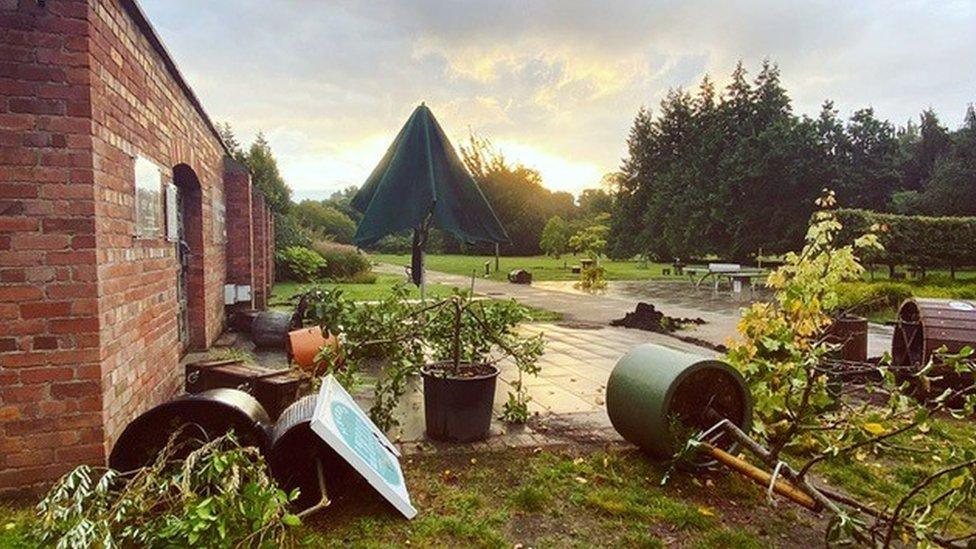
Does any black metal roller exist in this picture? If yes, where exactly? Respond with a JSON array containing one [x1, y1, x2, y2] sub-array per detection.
[[108, 388, 272, 473], [269, 394, 359, 513]]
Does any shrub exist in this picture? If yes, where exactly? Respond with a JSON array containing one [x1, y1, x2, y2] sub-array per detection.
[[311, 241, 372, 281], [835, 281, 913, 315], [276, 246, 326, 282], [835, 209, 976, 274]]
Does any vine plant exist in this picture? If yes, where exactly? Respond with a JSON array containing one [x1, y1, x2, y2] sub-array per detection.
[[721, 190, 976, 546]]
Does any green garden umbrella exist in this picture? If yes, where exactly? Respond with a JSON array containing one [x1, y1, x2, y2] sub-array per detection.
[[352, 103, 508, 298]]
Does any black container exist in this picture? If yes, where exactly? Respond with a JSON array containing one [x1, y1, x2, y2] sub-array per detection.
[[269, 395, 360, 513], [109, 389, 272, 473], [421, 363, 499, 442], [251, 311, 294, 348], [185, 359, 309, 420]]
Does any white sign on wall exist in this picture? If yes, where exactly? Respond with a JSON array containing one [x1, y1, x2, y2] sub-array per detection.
[[134, 155, 163, 238], [310, 375, 417, 519]]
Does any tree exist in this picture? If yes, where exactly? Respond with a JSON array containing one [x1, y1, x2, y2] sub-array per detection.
[[243, 132, 292, 214], [577, 188, 613, 218], [292, 200, 357, 243], [217, 122, 245, 162], [539, 216, 571, 258], [569, 215, 610, 261], [459, 134, 579, 255]]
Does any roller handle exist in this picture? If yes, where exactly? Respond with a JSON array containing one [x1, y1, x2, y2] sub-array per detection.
[[702, 442, 820, 511]]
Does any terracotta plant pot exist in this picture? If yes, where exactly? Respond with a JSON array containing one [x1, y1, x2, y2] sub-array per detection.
[[287, 327, 342, 374], [421, 362, 499, 442]]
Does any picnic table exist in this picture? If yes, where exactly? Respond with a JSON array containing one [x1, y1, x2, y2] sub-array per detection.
[[685, 263, 766, 295]]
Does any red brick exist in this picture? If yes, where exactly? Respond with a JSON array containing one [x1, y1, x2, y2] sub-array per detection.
[[0, 217, 39, 231], [21, 367, 74, 384], [32, 336, 60, 350], [0, 338, 17, 352], [0, 285, 43, 301], [20, 301, 71, 319], [51, 380, 99, 399]]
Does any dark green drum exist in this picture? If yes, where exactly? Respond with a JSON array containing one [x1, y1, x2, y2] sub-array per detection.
[[606, 344, 752, 459]]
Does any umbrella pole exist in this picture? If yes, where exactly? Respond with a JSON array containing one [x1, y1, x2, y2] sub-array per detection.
[[420, 246, 426, 303]]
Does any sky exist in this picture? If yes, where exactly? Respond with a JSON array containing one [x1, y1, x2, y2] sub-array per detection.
[[140, 0, 976, 202]]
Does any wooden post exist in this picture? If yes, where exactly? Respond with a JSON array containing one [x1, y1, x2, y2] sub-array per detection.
[[494, 243, 500, 272]]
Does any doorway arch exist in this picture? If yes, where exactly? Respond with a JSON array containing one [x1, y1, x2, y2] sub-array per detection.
[[173, 164, 206, 351]]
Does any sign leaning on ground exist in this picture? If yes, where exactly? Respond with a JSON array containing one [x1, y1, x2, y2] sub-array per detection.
[[310, 375, 418, 519]]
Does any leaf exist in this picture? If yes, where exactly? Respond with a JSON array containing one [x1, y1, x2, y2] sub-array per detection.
[[282, 513, 302, 527], [862, 423, 886, 436], [949, 475, 966, 490]]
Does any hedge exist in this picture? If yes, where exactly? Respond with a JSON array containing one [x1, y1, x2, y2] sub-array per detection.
[[834, 208, 976, 275]]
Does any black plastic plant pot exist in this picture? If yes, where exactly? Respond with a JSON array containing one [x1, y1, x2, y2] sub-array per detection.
[[421, 362, 499, 442]]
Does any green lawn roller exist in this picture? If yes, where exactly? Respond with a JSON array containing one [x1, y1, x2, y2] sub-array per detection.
[[607, 344, 819, 510]]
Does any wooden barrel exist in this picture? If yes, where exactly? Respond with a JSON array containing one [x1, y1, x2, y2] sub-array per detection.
[[892, 298, 976, 368], [825, 315, 868, 363], [251, 311, 293, 348]]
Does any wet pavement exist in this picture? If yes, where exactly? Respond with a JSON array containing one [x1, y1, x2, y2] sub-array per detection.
[[390, 322, 713, 455]]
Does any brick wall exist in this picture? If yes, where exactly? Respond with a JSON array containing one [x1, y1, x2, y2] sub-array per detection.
[[0, 0, 104, 494], [1, 0, 247, 494], [251, 190, 268, 309], [224, 157, 253, 306], [87, 0, 227, 448]]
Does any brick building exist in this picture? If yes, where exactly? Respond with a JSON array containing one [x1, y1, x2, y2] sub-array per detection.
[[0, 0, 274, 493]]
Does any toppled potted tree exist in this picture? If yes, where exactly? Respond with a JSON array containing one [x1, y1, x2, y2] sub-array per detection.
[[421, 295, 545, 442]]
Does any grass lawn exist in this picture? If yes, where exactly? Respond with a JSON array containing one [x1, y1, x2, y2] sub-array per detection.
[[838, 276, 976, 323], [371, 253, 684, 282], [270, 274, 459, 307], [270, 277, 564, 322], [3, 421, 973, 547]]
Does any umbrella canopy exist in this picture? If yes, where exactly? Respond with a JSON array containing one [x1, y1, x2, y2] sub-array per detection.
[[351, 104, 509, 249]]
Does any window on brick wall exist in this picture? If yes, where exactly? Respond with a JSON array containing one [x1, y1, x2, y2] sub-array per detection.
[[134, 155, 163, 238]]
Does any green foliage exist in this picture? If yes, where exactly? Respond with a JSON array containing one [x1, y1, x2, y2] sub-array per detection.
[[32, 433, 298, 549], [577, 265, 607, 290], [300, 287, 544, 430], [294, 200, 357, 244], [459, 134, 577, 255], [568, 216, 610, 260], [610, 61, 976, 261], [726, 190, 879, 442], [725, 191, 976, 545], [539, 215, 571, 258], [242, 133, 292, 214], [835, 208, 976, 272], [310, 240, 372, 281], [276, 245, 326, 282], [274, 212, 312, 251]]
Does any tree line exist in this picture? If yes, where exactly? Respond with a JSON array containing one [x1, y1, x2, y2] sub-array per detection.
[[609, 61, 976, 262]]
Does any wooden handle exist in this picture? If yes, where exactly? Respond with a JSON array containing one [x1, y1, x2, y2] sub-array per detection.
[[702, 443, 820, 511]]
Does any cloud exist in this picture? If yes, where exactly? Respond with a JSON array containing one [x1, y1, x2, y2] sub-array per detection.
[[140, 0, 976, 200]]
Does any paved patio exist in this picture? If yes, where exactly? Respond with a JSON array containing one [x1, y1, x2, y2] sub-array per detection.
[[388, 322, 713, 455]]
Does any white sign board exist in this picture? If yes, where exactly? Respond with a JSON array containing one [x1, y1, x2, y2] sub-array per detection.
[[310, 375, 417, 519]]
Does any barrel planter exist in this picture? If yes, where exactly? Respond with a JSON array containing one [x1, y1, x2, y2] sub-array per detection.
[[892, 298, 976, 368], [892, 298, 976, 405], [825, 315, 868, 363], [251, 311, 294, 348], [422, 362, 499, 442], [109, 388, 272, 472], [606, 344, 752, 460]]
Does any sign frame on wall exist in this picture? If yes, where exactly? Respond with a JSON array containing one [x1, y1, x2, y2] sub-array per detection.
[[310, 375, 417, 519]]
